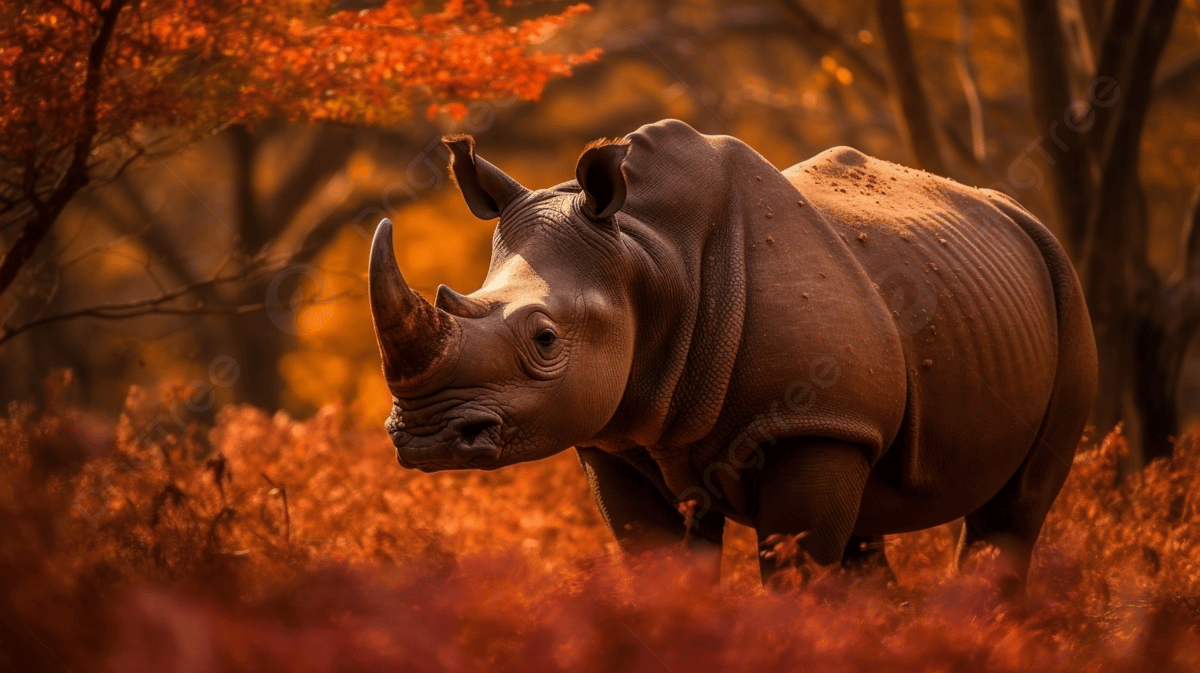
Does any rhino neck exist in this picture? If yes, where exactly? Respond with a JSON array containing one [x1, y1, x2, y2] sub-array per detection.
[[592, 121, 847, 462], [594, 193, 750, 452]]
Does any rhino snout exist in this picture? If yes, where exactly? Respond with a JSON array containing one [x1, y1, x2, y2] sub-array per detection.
[[390, 408, 503, 470], [451, 411, 503, 461]]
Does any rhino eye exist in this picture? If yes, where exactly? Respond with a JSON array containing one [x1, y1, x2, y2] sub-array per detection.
[[534, 329, 557, 349]]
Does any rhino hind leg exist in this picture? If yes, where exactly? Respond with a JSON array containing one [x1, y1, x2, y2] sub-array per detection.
[[954, 338, 1091, 596], [958, 191, 1097, 597], [576, 446, 725, 583], [954, 424, 1078, 597]]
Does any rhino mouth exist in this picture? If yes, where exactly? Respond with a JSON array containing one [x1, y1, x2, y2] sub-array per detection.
[[388, 408, 505, 471]]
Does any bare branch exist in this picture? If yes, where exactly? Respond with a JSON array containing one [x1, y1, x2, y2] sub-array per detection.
[[0, 300, 266, 345], [105, 176, 203, 289], [774, 0, 888, 91], [0, 0, 127, 295], [261, 127, 358, 247], [1, 261, 266, 344], [1155, 51, 1200, 98], [46, 0, 90, 22], [1075, 0, 1106, 47], [954, 0, 986, 162], [1178, 182, 1200, 282], [260, 473, 290, 545], [286, 194, 390, 266]]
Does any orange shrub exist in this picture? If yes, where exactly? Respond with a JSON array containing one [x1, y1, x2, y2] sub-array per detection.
[[2, 374, 1199, 671]]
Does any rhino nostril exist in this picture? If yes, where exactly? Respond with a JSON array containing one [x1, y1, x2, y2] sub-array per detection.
[[460, 420, 498, 443]]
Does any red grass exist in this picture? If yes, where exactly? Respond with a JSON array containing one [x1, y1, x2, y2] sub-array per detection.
[[3, 374, 1199, 671]]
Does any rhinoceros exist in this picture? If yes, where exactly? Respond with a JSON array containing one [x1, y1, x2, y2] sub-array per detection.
[[368, 119, 1097, 587]]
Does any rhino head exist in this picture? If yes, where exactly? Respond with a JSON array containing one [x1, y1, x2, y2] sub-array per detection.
[[369, 136, 635, 471]]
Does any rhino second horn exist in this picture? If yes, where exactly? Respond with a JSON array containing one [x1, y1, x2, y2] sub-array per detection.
[[368, 219, 459, 385]]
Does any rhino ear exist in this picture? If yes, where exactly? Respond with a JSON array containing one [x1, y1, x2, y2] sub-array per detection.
[[575, 140, 630, 220], [445, 135, 528, 220]]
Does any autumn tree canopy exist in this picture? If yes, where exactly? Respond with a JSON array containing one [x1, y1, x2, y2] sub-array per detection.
[[0, 0, 598, 298]]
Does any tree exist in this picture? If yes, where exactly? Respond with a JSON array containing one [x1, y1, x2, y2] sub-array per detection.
[[873, 0, 946, 175], [0, 0, 598, 321], [1015, 0, 1191, 467]]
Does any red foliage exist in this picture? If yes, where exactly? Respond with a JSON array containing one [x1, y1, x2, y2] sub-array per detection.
[[0, 0, 598, 154], [0, 0, 598, 293], [2, 377, 1199, 671]]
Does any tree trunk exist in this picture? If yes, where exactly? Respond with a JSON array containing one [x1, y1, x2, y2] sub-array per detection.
[[1017, 0, 1185, 467], [232, 284, 288, 411], [874, 0, 947, 175], [1081, 0, 1181, 466], [228, 125, 285, 411], [1016, 0, 1095, 253]]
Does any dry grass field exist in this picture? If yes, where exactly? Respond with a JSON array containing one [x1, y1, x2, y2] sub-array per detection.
[[2, 373, 1199, 672]]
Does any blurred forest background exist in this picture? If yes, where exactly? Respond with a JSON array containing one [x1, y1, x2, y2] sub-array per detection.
[[6, 1, 1200, 670], [4, 0, 1200, 464]]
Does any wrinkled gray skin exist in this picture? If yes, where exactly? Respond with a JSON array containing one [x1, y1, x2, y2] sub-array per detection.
[[369, 120, 1097, 590]]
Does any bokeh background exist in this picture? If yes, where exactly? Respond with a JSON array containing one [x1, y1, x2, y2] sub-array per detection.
[[4, 1, 1200, 670], [5, 0, 1200, 457]]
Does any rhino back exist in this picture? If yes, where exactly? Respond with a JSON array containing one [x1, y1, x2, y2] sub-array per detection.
[[779, 147, 1059, 532]]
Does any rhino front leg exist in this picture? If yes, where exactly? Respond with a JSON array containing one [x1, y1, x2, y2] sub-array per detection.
[[754, 438, 872, 583], [577, 446, 724, 583]]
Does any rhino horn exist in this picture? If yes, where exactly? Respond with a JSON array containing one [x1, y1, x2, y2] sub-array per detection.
[[368, 218, 459, 387]]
